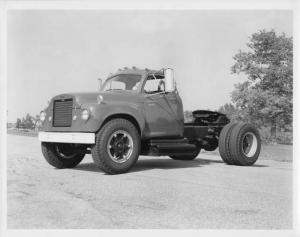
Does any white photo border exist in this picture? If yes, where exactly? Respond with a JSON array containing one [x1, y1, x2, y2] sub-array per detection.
[[0, 1, 298, 237]]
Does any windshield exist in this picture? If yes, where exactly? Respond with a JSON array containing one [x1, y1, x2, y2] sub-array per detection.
[[101, 74, 142, 92]]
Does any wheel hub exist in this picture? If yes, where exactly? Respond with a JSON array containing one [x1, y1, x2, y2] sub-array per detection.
[[242, 132, 258, 158], [107, 130, 133, 163]]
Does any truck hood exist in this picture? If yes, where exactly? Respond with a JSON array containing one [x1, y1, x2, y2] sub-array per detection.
[[52, 91, 140, 107]]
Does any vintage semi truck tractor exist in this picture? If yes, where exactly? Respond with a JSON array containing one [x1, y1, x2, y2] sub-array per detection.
[[38, 67, 261, 174]]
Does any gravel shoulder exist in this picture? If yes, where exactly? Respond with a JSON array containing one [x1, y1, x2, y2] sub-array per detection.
[[7, 134, 293, 229]]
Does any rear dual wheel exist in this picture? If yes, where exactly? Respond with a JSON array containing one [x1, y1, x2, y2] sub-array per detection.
[[219, 123, 261, 166]]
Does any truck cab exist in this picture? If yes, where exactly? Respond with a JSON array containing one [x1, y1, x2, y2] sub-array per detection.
[[40, 68, 182, 138]]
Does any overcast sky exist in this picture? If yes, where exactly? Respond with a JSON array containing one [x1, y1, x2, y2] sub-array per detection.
[[7, 10, 292, 122]]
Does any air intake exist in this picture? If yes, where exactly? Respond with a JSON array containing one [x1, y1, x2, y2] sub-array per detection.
[[53, 98, 73, 127]]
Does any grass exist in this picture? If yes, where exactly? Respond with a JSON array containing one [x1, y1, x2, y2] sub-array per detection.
[[202, 143, 292, 162], [259, 144, 292, 162], [7, 129, 38, 137]]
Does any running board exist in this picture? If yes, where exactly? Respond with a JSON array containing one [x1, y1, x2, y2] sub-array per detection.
[[149, 138, 188, 144], [147, 138, 197, 155]]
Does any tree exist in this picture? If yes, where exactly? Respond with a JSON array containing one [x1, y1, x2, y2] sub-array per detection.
[[231, 29, 293, 140], [217, 103, 241, 121], [15, 118, 22, 129], [22, 113, 35, 129]]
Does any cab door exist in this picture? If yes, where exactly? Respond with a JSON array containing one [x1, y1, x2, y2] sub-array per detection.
[[142, 74, 183, 138], [165, 91, 184, 126]]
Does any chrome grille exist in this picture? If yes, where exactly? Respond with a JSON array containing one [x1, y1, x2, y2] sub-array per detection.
[[53, 98, 73, 127]]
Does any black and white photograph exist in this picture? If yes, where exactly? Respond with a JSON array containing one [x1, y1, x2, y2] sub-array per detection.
[[0, 0, 299, 236]]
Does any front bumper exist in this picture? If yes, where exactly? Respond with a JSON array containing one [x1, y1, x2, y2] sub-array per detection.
[[38, 132, 95, 144]]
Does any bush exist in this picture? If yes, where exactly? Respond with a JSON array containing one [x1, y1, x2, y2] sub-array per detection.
[[276, 130, 293, 145], [258, 126, 292, 145]]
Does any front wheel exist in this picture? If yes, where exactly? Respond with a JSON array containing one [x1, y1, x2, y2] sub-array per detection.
[[41, 142, 85, 168], [91, 119, 141, 174]]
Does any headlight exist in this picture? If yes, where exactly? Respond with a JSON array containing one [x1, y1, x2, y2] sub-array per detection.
[[40, 111, 46, 121], [81, 109, 90, 120]]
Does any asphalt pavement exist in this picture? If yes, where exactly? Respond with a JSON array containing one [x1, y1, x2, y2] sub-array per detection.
[[7, 134, 293, 229]]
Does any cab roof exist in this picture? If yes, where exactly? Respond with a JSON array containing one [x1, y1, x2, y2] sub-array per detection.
[[106, 67, 164, 79]]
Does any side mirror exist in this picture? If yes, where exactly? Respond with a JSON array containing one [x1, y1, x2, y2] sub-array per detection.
[[164, 68, 175, 92], [98, 78, 103, 91]]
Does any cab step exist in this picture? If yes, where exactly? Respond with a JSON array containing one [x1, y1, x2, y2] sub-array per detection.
[[147, 138, 197, 155]]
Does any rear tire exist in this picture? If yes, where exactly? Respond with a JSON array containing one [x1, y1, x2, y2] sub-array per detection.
[[91, 119, 140, 174], [169, 147, 201, 160], [229, 123, 261, 166], [41, 142, 85, 168], [218, 123, 237, 165]]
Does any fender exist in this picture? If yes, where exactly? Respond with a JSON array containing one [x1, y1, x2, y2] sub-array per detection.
[[83, 101, 146, 137]]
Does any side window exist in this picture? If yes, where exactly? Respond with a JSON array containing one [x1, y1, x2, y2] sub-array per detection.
[[144, 74, 165, 94]]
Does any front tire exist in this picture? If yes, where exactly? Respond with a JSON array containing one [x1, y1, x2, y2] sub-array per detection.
[[91, 119, 141, 174], [41, 142, 85, 168]]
